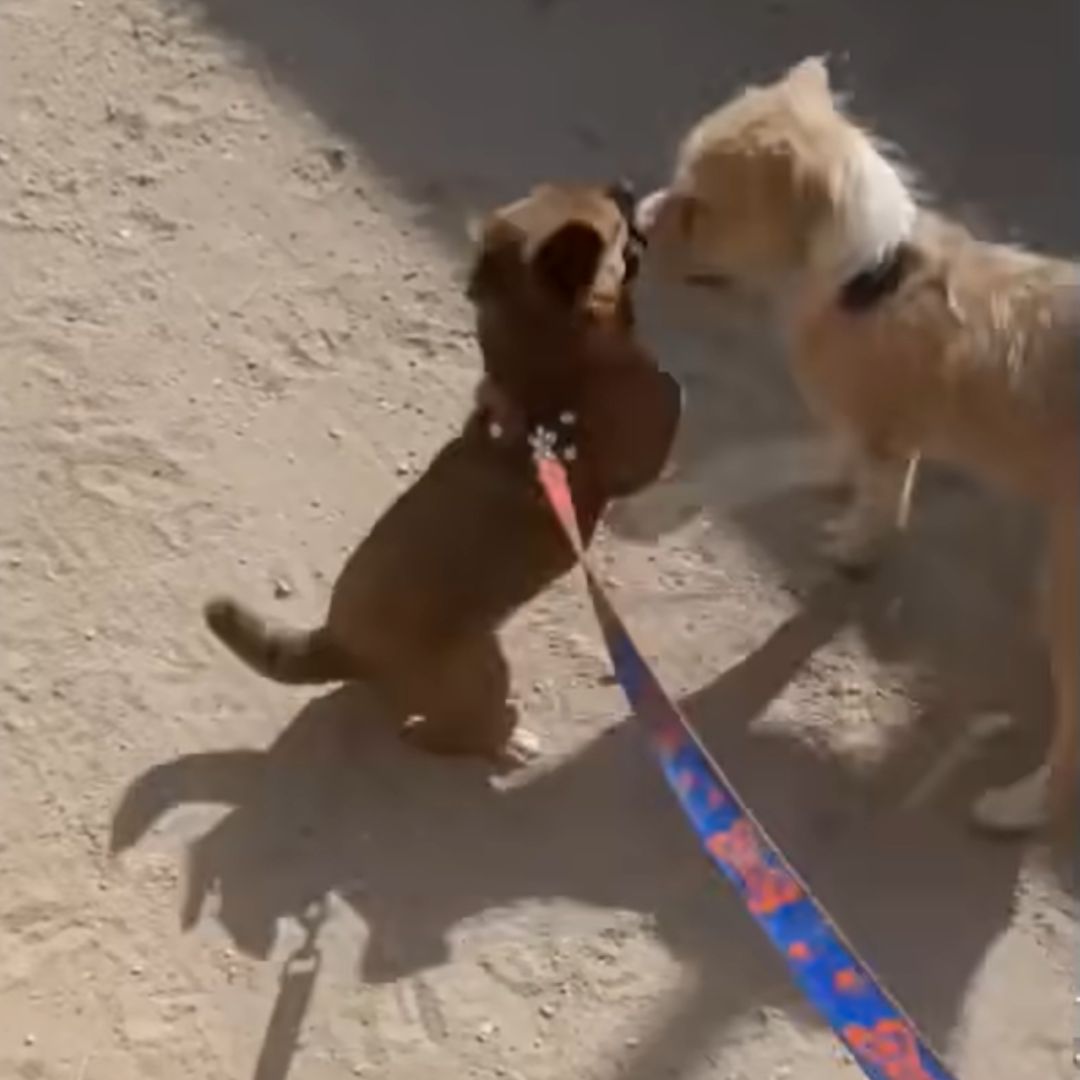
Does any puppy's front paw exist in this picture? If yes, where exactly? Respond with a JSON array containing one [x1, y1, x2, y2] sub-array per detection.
[[499, 726, 541, 768], [971, 765, 1051, 834]]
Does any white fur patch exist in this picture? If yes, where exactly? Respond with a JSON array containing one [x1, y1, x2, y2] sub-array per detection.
[[811, 135, 917, 283]]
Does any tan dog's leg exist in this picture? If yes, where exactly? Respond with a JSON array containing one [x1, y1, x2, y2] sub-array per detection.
[[822, 430, 860, 500], [821, 447, 913, 571], [972, 762, 1051, 833], [400, 633, 529, 762], [973, 505, 1077, 833]]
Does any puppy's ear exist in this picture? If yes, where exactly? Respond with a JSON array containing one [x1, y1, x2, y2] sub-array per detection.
[[582, 368, 683, 497], [532, 222, 605, 306], [466, 222, 523, 302], [785, 55, 831, 99]]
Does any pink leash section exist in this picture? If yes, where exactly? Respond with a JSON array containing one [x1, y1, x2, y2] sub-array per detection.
[[533, 448, 957, 1080]]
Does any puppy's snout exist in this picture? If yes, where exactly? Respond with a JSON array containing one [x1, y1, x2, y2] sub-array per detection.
[[606, 179, 636, 224]]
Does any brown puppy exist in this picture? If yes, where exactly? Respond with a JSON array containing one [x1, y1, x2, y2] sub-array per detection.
[[205, 183, 682, 761], [639, 58, 1078, 833]]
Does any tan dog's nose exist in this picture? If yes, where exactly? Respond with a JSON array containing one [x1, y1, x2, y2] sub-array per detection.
[[634, 189, 671, 235]]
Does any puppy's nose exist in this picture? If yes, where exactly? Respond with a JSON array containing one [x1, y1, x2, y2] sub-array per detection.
[[606, 178, 636, 222]]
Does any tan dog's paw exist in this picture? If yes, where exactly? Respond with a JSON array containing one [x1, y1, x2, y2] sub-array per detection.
[[820, 451, 915, 572], [971, 765, 1051, 834], [820, 508, 892, 573]]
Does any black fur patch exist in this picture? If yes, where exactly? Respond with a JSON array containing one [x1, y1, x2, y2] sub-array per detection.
[[839, 243, 914, 313]]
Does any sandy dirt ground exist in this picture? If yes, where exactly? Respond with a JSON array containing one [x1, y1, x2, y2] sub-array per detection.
[[1, 1, 1077, 1078]]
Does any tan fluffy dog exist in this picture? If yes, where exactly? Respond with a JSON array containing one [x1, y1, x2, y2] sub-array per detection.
[[638, 58, 1078, 834]]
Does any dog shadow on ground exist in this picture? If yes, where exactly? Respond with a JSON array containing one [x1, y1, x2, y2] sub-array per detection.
[[112, 567, 1051, 1078]]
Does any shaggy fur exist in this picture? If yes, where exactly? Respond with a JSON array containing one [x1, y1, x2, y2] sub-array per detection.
[[639, 58, 1078, 833], [205, 183, 681, 761]]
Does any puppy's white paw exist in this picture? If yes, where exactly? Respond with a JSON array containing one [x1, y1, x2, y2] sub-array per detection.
[[971, 765, 1051, 834], [501, 726, 542, 767]]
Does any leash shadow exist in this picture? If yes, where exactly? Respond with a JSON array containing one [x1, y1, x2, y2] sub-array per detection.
[[251, 901, 326, 1080]]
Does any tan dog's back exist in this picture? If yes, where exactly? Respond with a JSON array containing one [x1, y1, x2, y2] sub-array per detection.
[[794, 212, 1080, 502]]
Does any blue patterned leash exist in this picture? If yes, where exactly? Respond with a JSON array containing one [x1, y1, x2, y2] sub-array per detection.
[[533, 445, 957, 1080]]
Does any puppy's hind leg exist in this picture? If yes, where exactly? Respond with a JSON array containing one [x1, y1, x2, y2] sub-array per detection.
[[400, 633, 536, 766]]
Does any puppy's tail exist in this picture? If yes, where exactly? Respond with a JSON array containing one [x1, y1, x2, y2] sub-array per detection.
[[204, 597, 357, 685]]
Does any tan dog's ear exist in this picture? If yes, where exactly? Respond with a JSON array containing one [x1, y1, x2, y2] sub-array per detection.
[[785, 56, 832, 99], [532, 222, 605, 307]]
